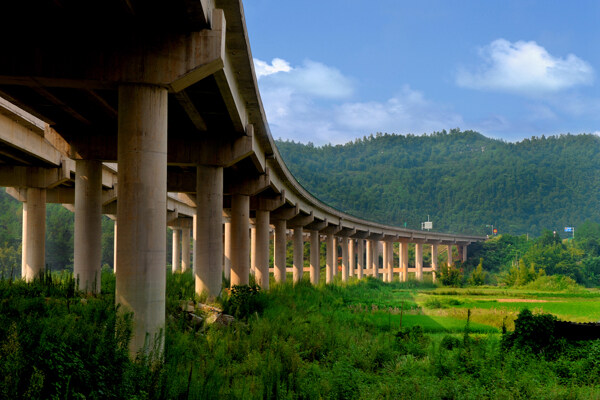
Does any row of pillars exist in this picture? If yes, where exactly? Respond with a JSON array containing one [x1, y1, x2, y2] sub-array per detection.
[[171, 218, 469, 290], [17, 84, 469, 355]]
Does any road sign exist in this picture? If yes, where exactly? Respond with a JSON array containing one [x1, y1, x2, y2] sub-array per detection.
[[564, 227, 573, 233]]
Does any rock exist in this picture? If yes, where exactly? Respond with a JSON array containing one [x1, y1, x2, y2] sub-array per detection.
[[180, 300, 195, 313], [189, 313, 203, 326], [206, 313, 235, 326]]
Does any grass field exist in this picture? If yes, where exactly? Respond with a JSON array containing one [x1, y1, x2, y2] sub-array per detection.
[[3, 271, 600, 399]]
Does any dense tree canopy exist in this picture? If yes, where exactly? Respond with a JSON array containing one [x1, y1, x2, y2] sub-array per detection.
[[276, 129, 600, 236]]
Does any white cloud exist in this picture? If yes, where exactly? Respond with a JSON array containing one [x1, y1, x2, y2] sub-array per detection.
[[254, 58, 292, 79], [457, 39, 594, 95], [254, 58, 464, 144]]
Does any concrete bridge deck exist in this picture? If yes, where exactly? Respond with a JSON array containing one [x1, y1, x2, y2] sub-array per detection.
[[0, 0, 485, 354]]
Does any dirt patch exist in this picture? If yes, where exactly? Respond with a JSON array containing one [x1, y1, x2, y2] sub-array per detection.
[[497, 299, 549, 303]]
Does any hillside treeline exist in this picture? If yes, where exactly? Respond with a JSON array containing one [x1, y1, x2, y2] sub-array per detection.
[[276, 129, 600, 236]]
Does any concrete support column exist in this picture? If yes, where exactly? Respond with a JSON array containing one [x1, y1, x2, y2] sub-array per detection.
[[230, 194, 250, 286], [293, 227, 303, 284], [431, 244, 438, 283], [348, 239, 355, 277], [254, 210, 270, 289], [192, 214, 196, 276], [113, 220, 117, 273], [400, 242, 409, 282], [74, 159, 103, 292], [171, 229, 181, 273], [22, 187, 46, 281], [223, 221, 231, 281], [273, 219, 286, 283], [382, 241, 389, 282], [181, 228, 190, 273], [447, 245, 453, 267], [415, 243, 423, 281], [309, 230, 320, 285], [341, 237, 349, 282], [195, 165, 223, 296], [333, 237, 338, 277], [116, 84, 167, 355], [384, 241, 393, 282], [326, 233, 334, 283], [373, 241, 379, 279], [366, 240, 373, 278], [462, 245, 468, 263], [250, 224, 256, 276], [357, 239, 364, 279]]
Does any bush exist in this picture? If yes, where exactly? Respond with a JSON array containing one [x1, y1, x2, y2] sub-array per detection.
[[222, 284, 266, 319], [394, 326, 430, 358], [502, 309, 564, 358], [440, 335, 461, 350]]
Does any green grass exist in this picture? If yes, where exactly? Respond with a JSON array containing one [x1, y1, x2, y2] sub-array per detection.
[[3, 272, 600, 399]]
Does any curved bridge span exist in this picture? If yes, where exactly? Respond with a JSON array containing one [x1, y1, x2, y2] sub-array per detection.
[[0, 0, 484, 352]]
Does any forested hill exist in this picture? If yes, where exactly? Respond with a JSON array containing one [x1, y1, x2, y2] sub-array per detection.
[[275, 129, 600, 236]]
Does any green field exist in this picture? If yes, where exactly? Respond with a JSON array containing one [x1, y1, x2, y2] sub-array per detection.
[[3, 272, 600, 399]]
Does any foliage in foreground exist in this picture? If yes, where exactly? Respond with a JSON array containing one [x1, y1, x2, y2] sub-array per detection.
[[3, 272, 600, 399]]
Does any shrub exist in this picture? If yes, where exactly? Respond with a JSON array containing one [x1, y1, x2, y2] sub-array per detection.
[[502, 309, 563, 358], [440, 335, 461, 350], [394, 325, 430, 358], [222, 284, 266, 319]]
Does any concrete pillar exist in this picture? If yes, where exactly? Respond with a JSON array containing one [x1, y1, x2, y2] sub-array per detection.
[[333, 237, 338, 277], [113, 220, 117, 273], [415, 243, 423, 281], [326, 233, 334, 283], [181, 228, 190, 273], [293, 227, 303, 284], [400, 242, 409, 282], [366, 240, 372, 278], [372, 241, 379, 279], [74, 159, 103, 292], [341, 237, 349, 282], [223, 221, 231, 281], [254, 210, 270, 289], [115, 84, 167, 355], [273, 219, 286, 283], [384, 241, 393, 282], [348, 239, 355, 277], [230, 194, 250, 286], [250, 224, 256, 276], [462, 245, 468, 263], [447, 245, 453, 267], [194, 165, 223, 296], [171, 229, 181, 273], [309, 231, 320, 285], [192, 214, 197, 276], [357, 239, 364, 279], [431, 244, 438, 283], [21, 187, 46, 281]]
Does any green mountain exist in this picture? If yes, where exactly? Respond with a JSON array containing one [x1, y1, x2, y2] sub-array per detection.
[[275, 129, 600, 236]]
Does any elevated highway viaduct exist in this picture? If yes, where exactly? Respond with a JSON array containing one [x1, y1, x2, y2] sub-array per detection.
[[0, 0, 484, 354]]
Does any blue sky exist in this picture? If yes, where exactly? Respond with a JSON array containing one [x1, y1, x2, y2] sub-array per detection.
[[244, 0, 600, 145]]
